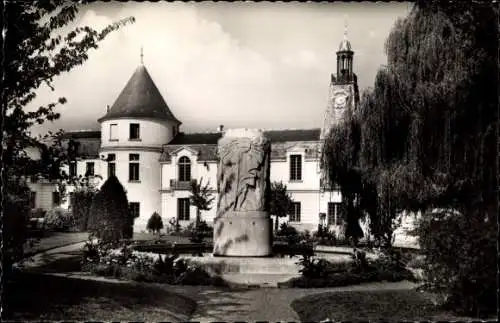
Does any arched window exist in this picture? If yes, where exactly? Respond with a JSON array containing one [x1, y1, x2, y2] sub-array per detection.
[[178, 156, 191, 182]]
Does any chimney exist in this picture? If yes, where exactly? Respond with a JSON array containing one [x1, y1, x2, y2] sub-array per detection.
[[217, 125, 224, 132], [106, 105, 110, 113]]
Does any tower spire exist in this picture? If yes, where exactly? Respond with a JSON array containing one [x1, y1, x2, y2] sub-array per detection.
[[344, 17, 348, 41], [140, 46, 144, 65]]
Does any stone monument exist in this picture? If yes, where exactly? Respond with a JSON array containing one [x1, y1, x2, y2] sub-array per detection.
[[213, 128, 272, 257]]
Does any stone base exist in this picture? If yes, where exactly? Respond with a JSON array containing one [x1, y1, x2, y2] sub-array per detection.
[[213, 211, 272, 257]]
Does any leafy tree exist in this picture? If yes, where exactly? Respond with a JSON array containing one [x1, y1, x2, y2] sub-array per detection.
[[2, 1, 134, 274], [189, 178, 215, 230], [69, 178, 99, 231], [146, 212, 164, 235], [269, 181, 293, 231], [87, 176, 133, 242], [323, 0, 497, 315]]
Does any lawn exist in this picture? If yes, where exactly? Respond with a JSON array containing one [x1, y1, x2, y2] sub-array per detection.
[[291, 289, 474, 321], [3, 271, 197, 321], [24, 231, 88, 256]]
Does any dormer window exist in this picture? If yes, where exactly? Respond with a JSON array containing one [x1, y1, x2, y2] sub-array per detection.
[[129, 123, 140, 140]]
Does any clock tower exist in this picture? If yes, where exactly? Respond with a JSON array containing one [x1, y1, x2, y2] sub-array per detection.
[[319, 23, 360, 191], [320, 24, 360, 142]]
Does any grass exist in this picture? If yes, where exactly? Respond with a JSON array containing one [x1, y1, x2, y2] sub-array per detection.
[[291, 289, 474, 321], [23, 231, 88, 256], [3, 271, 197, 321]]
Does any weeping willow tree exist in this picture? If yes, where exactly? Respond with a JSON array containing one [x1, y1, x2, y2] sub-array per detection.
[[323, 1, 497, 248]]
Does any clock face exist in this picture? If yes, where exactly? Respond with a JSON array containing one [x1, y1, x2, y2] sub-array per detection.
[[334, 93, 348, 109]]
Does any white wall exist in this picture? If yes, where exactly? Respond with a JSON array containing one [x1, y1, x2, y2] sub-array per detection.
[[101, 118, 176, 149], [98, 150, 162, 232], [27, 182, 58, 211]]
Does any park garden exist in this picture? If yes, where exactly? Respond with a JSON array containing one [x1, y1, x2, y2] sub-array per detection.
[[2, 0, 497, 321]]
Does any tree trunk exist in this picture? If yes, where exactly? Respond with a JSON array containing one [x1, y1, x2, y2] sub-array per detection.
[[274, 216, 279, 232], [196, 208, 201, 230]]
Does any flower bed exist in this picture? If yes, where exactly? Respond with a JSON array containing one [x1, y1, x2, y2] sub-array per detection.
[[279, 249, 416, 288], [81, 240, 226, 286]]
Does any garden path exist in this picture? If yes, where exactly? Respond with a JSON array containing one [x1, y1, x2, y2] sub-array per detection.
[[20, 241, 418, 322]]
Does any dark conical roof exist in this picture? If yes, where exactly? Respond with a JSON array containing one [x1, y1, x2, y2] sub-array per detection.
[[98, 65, 181, 124]]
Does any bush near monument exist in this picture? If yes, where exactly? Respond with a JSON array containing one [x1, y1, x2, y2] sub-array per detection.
[[146, 212, 164, 234], [87, 176, 133, 242]]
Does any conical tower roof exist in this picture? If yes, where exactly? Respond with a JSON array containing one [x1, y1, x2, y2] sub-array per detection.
[[98, 65, 181, 124]]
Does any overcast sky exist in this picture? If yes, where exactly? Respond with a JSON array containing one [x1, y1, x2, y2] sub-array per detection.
[[29, 1, 411, 135]]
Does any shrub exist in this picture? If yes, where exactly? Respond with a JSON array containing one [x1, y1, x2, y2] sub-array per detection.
[[297, 255, 330, 279], [3, 182, 32, 280], [276, 222, 300, 245], [87, 176, 133, 242], [81, 241, 223, 286], [416, 210, 497, 317], [146, 212, 163, 234], [70, 188, 97, 231], [188, 220, 213, 243], [313, 224, 338, 246], [45, 207, 74, 231]]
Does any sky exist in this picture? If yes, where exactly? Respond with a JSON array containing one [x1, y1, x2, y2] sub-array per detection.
[[29, 1, 412, 135]]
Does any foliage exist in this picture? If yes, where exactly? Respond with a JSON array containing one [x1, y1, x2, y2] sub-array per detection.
[[3, 181, 33, 277], [297, 255, 330, 279], [415, 210, 497, 317], [275, 222, 300, 245], [289, 253, 414, 288], [322, 1, 497, 254], [81, 241, 224, 286], [313, 224, 338, 246], [146, 212, 164, 234], [45, 207, 75, 231], [188, 220, 213, 244], [87, 176, 133, 242], [69, 184, 99, 231], [2, 1, 134, 281], [189, 178, 215, 229], [269, 181, 293, 231]]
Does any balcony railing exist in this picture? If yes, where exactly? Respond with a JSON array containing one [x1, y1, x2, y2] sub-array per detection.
[[170, 179, 193, 191]]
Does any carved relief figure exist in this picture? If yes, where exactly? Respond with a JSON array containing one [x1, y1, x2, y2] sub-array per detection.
[[216, 130, 270, 218]]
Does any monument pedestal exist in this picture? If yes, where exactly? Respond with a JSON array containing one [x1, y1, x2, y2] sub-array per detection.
[[213, 211, 272, 257]]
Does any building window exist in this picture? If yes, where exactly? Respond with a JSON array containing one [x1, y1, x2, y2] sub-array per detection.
[[85, 162, 95, 176], [178, 156, 191, 182], [107, 153, 116, 178], [129, 123, 140, 140], [328, 202, 342, 225], [129, 153, 140, 181], [52, 191, 61, 206], [110, 123, 118, 141], [129, 202, 140, 218], [30, 191, 36, 209], [290, 154, 302, 181], [289, 202, 301, 222], [69, 161, 77, 177], [177, 198, 190, 221]]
